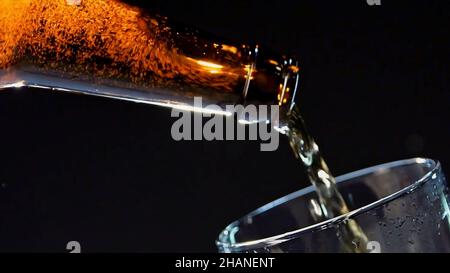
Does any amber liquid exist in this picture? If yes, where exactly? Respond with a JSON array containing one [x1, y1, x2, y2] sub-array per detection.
[[286, 105, 368, 252]]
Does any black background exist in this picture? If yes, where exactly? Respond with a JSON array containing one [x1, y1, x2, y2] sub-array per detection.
[[0, 0, 449, 252]]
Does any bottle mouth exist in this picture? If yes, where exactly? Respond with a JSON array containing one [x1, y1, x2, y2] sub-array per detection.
[[216, 158, 441, 252], [245, 51, 301, 108], [234, 49, 300, 126]]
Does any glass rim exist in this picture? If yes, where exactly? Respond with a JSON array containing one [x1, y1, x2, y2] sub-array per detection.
[[216, 157, 441, 251]]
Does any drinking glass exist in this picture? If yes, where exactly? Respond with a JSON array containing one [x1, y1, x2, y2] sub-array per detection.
[[216, 158, 450, 253]]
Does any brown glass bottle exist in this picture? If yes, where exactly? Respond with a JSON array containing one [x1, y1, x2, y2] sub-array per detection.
[[0, 0, 300, 122]]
